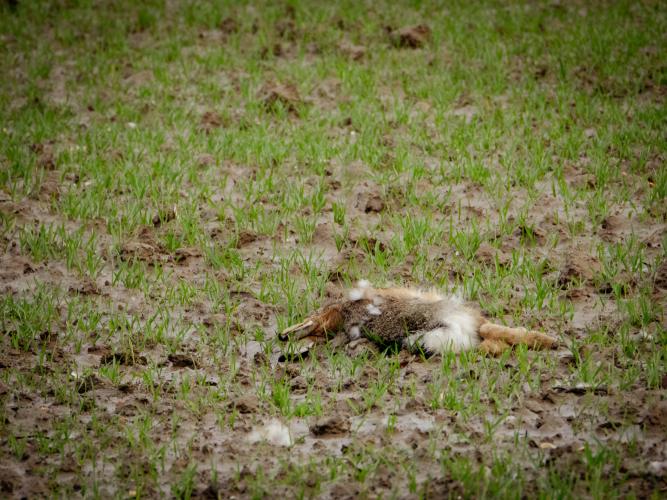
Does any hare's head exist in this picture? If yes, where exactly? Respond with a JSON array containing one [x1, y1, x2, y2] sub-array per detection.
[[278, 281, 390, 345], [278, 303, 346, 343]]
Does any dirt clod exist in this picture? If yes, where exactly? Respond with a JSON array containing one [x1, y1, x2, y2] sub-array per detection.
[[338, 40, 366, 60], [152, 208, 176, 227], [390, 24, 431, 48], [75, 374, 101, 393], [654, 261, 667, 290], [558, 251, 601, 288], [174, 246, 202, 263], [363, 193, 384, 213], [236, 230, 258, 248], [31, 142, 56, 170], [219, 17, 238, 35], [196, 153, 215, 167], [275, 18, 297, 40], [230, 395, 260, 414], [644, 400, 667, 430], [259, 82, 301, 114], [475, 243, 510, 267], [168, 353, 196, 368], [310, 415, 350, 436], [100, 352, 147, 366], [120, 227, 166, 263], [200, 111, 224, 133]]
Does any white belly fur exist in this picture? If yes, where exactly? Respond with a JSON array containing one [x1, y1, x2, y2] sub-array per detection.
[[400, 305, 481, 354], [427, 292, 482, 353], [420, 322, 479, 354]]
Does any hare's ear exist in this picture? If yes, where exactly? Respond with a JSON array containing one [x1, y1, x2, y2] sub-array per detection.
[[279, 305, 345, 341], [279, 319, 316, 341]]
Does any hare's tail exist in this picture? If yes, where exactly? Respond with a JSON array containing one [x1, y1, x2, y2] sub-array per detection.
[[478, 322, 558, 355]]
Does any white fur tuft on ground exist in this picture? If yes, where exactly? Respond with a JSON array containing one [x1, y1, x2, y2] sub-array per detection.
[[247, 419, 292, 447]]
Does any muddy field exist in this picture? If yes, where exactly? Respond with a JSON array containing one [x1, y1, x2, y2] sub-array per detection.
[[1, 1, 666, 498]]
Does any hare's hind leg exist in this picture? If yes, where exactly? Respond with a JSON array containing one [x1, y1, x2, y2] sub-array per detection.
[[479, 322, 558, 350], [478, 339, 511, 356]]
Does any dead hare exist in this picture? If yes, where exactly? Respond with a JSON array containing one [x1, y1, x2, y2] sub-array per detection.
[[279, 281, 558, 356]]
